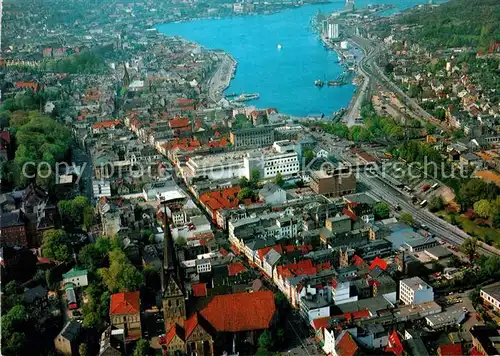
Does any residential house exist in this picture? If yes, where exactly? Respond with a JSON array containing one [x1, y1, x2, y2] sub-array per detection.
[[258, 183, 286, 205], [62, 268, 89, 288], [109, 292, 142, 340], [54, 320, 82, 355]]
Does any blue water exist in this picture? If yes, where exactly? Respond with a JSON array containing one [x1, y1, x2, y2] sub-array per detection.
[[157, 0, 441, 117]]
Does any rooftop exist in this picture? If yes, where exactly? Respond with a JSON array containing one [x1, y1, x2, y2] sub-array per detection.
[[200, 291, 275, 332], [110, 291, 140, 315], [401, 277, 432, 292]]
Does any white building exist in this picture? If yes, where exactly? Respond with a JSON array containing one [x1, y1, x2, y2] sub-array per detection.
[[480, 284, 500, 312], [62, 268, 88, 288], [244, 148, 299, 180], [328, 23, 339, 39], [400, 277, 434, 305]]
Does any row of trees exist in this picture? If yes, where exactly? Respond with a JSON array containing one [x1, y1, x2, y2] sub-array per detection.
[[399, 0, 500, 51]]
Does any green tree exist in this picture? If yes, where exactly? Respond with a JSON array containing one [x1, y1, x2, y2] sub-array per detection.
[[239, 176, 249, 188], [42, 229, 71, 262], [460, 238, 478, 263], [469, 287, 481, 308], [79, 343, 89, 356], [238, 187, 254, 200], [448, 254, 462, 268], [459, 179, 489, 209], [274, 172, 284, 187], [134, 339, 151, 356], [258, 329, 273, 350], [399, 212, 414, 225], [250, 168, 260, 188], [428, 195, 444, 212], [98, 249, 144, 293], [492, 213, 500, 229], [59, 196, 94, 230], [303, 149, 315, 165], [474, 199, 492, 219], [374, 202, 391, 220]]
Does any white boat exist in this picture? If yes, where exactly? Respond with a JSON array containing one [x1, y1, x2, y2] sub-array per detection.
[[277, 44, 282, 50]]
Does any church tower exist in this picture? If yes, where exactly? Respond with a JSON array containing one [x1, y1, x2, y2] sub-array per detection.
[[161, 202, 186, 329]]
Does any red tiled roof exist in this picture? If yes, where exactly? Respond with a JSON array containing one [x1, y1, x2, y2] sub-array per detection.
[[169, 117, 190, 129], [175, 98, 195, 106], [352, 255, 365, 266], [258, 245, 283, 261], [470, 347, 483, 356], [386, 331, 403, 356], [219, 247, 229, 256], [200, 291, 275, 332], [312, 316, 330, 330], [184, 313, 199, 339], [228, 262, 247, 276], [191, 283, 207, 297], [438, 344, 462, 356], [199, 187, 241, 212], [110, 291, 140, 315], [92, 119, 121, 130], [336, 330, 359, 356], [342, 208, 358, 222], [16, 81, 39, 92], [164, 324, 184, 345], [369, 257, 388, 271], [351, 309, 370, 320]]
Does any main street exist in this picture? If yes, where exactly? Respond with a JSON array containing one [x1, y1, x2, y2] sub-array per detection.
[[358, 171, 499, 256]]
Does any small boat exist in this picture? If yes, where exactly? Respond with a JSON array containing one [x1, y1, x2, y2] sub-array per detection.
[[314, 80, 324, 87], [277, 44, 282, 50], [328, 80, 344, 86]]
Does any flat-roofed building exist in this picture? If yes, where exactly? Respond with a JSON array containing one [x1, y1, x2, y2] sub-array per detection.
[[480, 283, 500, 312], [400, 277, 434, 305], [309, 167, 356, 197], [229, 126, 275, 148]]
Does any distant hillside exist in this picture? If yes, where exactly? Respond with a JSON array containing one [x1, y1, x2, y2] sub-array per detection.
[[399, 0, 500, 51]]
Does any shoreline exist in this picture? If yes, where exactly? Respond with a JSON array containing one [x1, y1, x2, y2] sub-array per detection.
[[207, 52, 237, 103]]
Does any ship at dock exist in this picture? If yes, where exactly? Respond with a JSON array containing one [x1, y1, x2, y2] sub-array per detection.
[[233, 93, 260, 102]]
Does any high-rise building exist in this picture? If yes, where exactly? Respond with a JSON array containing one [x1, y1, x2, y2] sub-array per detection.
[[327, 23, 339, 40]]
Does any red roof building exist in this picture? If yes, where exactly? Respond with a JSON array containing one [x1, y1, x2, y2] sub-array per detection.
[[191, 283, 208, 297], [369, 257, 388, 271], [200, 291, 275, 333], [199, 187, 241, 220], [438, 344, 463, 356], [110, 291, 140, 315], [386, 331, 403, 356], [228, 262, 247, 276], [336, 330, 359, 356]]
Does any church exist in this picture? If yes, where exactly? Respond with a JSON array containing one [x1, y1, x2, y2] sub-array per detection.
[[160, 201, 276, 355]]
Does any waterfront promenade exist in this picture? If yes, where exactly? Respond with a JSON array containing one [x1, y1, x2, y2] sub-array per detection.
[[208, 52, 237, 103]]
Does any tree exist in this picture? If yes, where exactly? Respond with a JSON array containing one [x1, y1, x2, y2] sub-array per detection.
[[474, 199, 492, 219], [42, 229, 71, 262], [258, 329, 273, 350], [428, 195, 444, 212], [237, 187, 254, 200], [448, 254, 462, 268], [374, 202, 390, 220], [59, 196, 94, 230], [469, 287, 481, 308], [460, 238, 478, 263], [303, 149, 315, 165], [134, 339, 151, 356], [98, 249, 144, 293], [239, 176, 249, 188], [493, 213, 500, 229], [79, 343, 89, 356], [250, 168, 260, 188], [399, 212, 413, 225], [274, 172, 284, 187], [459, 179, 488, 210]]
